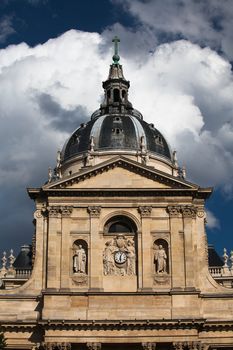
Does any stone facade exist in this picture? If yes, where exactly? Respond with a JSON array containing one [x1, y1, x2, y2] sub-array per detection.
[[0, 40, 233, 349]]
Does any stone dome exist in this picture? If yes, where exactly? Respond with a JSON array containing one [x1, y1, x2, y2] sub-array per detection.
[[62, 112, 171, 161], [61, 55, 171, 163]]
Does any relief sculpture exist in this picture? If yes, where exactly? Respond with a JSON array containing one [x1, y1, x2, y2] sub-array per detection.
[[103, 235, 136, 276]]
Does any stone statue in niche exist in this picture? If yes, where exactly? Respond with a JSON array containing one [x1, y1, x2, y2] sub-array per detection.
[[73, 245, 87, 274], [103, 235, 136, 276], [154, 244, 167, 274]]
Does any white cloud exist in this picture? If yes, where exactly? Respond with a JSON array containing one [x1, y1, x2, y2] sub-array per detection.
[[0, 31, 233, 191], [206, 209, 220, 230], [115, 0, 233, 61], [0, 29, 233, 249]]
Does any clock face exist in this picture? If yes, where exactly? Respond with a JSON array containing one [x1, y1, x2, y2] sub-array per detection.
[[114, 251, 127, 264]]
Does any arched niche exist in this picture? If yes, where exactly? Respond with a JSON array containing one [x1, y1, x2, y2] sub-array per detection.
[[153, 239, 169, 274], [72, 239, 88, 275], [103, 215, 137, 276], [104, 215, 137, 236]]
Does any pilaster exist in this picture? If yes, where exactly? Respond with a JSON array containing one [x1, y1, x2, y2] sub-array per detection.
[[167, 206, 185, 289], [46, 206, 62, 289], [60, 206, 73, 289], [181, 205, 197, 289], [88, 206, 103, 291], [138, 206, 152, 290]]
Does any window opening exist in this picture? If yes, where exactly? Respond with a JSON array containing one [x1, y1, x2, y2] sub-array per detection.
[[113, 88, 120, 102]]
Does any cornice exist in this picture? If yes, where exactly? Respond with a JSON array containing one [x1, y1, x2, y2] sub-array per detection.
[[38, 318, 206, 331], [28, 188, 212, 200]]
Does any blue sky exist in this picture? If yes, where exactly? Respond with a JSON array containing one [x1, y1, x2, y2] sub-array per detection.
[[0, 0, 233, 257]]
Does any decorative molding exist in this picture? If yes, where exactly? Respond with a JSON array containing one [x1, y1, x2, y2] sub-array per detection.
[[180, 205, 197, 219], [138, 206, 152, 217], [197, 208, 206, 218], [42, 343, 71, 350], [34, 209, 43, 219], [173, 342, 209, 350], [46, 206, 73, 217], [86, 343, 101, 350], [167, 206, 180, 217], [173, 343, 183, 350], [72, 273, 88, 286], [153, 275, 170, 285], [142, 343, 156, 350], [167, 205, 197, 218], [61, 206, 73, 217], [87, 206, 101, 217], [48, 157, 194, 190], [47, 206, 61, 218]]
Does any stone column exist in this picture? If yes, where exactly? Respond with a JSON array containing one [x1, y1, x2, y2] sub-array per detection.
[[138, 206, 152, 290], [60, 206, 73, 289], [87, 343, 101, 350], [167, 206, 185, 289], [46, 206, 62, 289], [88, 206, 103, 291], [181, 205, 197, 289], [141, 343, 156, 350]]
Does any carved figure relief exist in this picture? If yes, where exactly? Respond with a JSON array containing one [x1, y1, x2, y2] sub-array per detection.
[[103, 235, 136, 276]]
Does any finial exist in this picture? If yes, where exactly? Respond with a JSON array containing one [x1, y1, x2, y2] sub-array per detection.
[[90, 136, 95, 152], [48, 167, 53, 183], [223, 248, 229, 267], [112, 36, 120, 64], [181, 165, 186, 179], [173, 150, 178, 168], [56, 150, 61, 169]]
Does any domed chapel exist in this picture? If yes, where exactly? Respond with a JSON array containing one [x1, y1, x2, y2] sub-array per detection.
[[0, 37, 233, 350]]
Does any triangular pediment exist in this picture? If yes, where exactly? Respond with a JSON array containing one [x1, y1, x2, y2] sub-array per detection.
[[43, 156, 198, 191]]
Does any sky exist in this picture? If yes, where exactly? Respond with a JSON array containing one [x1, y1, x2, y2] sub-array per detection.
[[0, 0, 233, 258]]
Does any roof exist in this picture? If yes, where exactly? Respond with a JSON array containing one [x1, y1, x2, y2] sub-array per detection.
[[208, 245, 224, 267], [13, 245, 32, 270]]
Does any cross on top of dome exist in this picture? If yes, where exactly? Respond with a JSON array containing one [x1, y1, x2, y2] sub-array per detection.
[[112, 36, 120, 65]]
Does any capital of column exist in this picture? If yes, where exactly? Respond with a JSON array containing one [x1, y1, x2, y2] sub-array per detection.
[[34, 205, 48, 219], [180, 205, 197, 219], [61, 206, 73, 217], [173, 342, 209, 350], [86, 343, 101, 350], [41, 343, 71, 350], [142, 342, 156, 350], [87, 206, 101, 217], [167, 205, 197, 218], [138, 206, 152, 217], [47, 206, 61, 218], [167, 205, 181, 217]]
